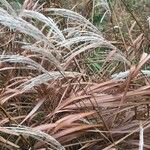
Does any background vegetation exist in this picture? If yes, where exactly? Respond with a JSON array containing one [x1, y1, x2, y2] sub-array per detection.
[[0, 0, 150, 149]]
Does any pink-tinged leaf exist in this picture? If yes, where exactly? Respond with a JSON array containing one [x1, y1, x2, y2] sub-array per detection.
[[64, 87, 150, 109], [34, 123, 56, 131], [0, 136, 20, 149], [85, 79, 123, 93], [56, 95, 91, 110], [133, 53, 150, 77], [54, 111, 95, 132], [20, 98, 45, 124], [0, 90, 22, 104], [54, 124, 100, 139], [0, 116, 25, 125], [106, 49, 117, 61]]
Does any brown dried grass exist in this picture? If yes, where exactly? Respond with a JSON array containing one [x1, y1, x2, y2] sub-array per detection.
[[0, 0, 150, 150]]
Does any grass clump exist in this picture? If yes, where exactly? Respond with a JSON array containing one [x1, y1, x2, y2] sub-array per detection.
[[0, 0, 150, 150]]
